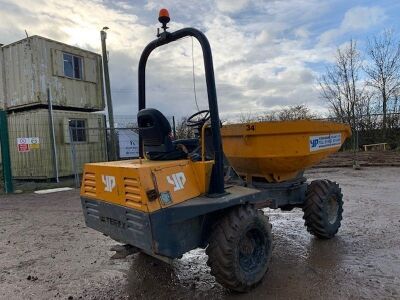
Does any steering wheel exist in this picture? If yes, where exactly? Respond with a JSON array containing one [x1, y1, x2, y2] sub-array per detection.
[[186, 110, 211, 127]]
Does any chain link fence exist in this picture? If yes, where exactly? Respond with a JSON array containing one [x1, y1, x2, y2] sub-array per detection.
[[330, 113, 400, 151], [0, 110, 140, 192], [1, 111, 399, 193]]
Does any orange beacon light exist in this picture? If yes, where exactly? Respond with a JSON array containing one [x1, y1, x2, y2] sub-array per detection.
[[158, 8, 170, 30]]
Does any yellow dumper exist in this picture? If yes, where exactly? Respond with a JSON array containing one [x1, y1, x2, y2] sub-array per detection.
[[80, 10, 351, 293]]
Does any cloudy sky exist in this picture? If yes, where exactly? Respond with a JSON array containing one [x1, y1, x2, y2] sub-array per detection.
[[1, 0, 399, 120]]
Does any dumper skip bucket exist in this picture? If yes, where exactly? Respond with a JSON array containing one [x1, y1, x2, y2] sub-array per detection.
[[221, 120, 351, 182]]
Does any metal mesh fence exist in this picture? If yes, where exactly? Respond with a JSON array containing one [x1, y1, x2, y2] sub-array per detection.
[[8, 115, 59, 180], [5, 111, 107, 181], [0, 110, 140, 191], [1, 111, 399, 193], [329, 113, 400, 151]]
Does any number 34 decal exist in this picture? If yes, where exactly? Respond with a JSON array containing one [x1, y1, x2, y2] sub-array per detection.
[[246, 124, 256, 131]]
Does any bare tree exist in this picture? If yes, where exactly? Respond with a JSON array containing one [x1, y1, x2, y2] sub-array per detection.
[[354, 91, 378, 132], [174, 117, 195, 139], [319, 40, 366, 129], [257, 111, 277, 122], [275, 104, 317, 120], [364, 30, 400, 134], [238, 111, 258, 123], [238, 105, 317, 123]]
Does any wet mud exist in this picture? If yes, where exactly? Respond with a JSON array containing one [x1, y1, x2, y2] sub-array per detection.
[[0, 167, 399, 299]]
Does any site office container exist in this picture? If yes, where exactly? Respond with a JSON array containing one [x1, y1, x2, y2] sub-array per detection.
[[0, 36, 104, 111], [7, 109, 107, 179]]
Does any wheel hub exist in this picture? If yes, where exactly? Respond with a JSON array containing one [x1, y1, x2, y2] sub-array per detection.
[[238, 228, 266, 273], [239, 234, 256, 255], [327, 195, 339, 224]]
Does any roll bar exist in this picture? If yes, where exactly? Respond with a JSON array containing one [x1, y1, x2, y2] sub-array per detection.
[[137, 28, 225, 195]]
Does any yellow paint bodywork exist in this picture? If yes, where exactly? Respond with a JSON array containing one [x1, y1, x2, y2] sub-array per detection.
[[221, 120, 351, 182], [80, 159, 214, 213]]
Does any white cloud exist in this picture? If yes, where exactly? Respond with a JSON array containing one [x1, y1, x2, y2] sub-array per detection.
[[319, 6, 386, 46], [0, 0, 392, 121], [341, 6, 385, 31], [255, 30, 272, 45], [215, 0, 250, 13]]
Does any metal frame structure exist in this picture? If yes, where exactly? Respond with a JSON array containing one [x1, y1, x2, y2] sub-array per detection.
[[137, 28, 225, 195]]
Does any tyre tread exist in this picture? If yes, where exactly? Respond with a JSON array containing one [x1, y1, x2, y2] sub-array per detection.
[[206, 205, 272, 292], [302, 180, 343, 239]]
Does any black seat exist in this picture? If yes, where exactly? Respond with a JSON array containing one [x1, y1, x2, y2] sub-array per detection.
[[137, 108, 187, 160]]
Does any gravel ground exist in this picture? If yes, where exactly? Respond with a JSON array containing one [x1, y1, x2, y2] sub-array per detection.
[[0, 167, 399, 299]]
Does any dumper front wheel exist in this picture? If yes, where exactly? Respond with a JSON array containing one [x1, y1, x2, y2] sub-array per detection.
[[303, 180, 343, 239], [206, 205, 272, 292]]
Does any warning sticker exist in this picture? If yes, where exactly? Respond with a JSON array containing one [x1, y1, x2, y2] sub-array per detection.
[[18, 143, 30, 152], [17, 137, 40, 152], [309, 133, 341, 152], [29, 137, 40, 149]]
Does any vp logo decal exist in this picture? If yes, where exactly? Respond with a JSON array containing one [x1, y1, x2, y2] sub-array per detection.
[[102, 175, 116, 192], [310, 138, 319, 149], [309, 133, 341, 152], [167, 172, 186, 191]]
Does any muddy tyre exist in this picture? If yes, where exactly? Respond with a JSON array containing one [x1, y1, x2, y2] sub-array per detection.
[[303, 180, 343, 239], [206, 205, 272, 292]]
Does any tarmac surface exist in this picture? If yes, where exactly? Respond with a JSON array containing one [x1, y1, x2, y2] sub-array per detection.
[[0, 167, 399, 299]]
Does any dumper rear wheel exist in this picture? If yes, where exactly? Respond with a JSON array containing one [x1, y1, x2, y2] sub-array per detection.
[[206, 205, 272, 292], [303, 180, 343, 239]]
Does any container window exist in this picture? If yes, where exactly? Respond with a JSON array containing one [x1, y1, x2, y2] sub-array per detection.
[[69, 119, 87, 142], [63, 53, 83, 79], [63, 54, 73, 78]]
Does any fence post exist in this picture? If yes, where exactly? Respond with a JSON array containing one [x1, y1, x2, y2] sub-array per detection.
[[69, 127, 80, 188], [0, 110, 13, 193], [47, 88, 59, 183], [352, 115, 360, 169]]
